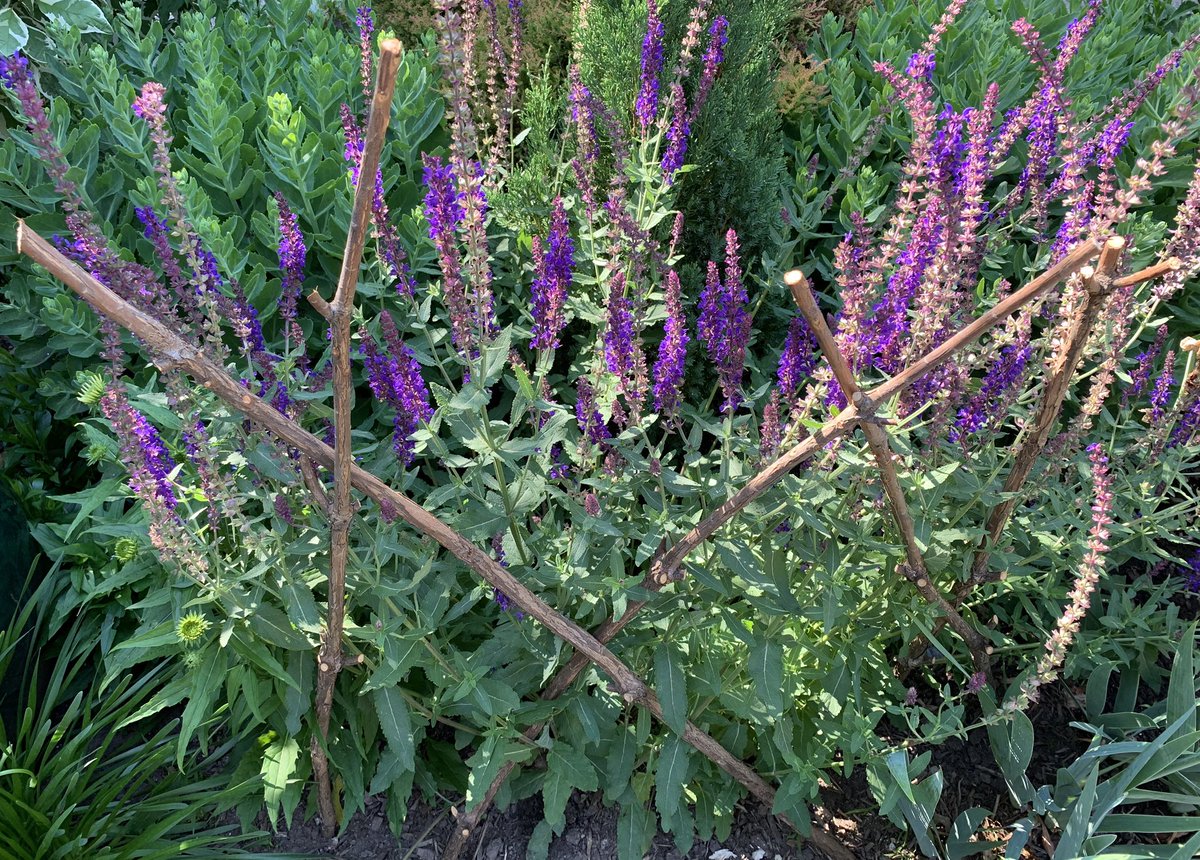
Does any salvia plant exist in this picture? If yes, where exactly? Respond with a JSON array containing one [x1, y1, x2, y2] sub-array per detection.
[[2, 0, 1200, 858]]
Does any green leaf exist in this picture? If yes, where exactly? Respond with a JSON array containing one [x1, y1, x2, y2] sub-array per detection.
[[749, 638, 785, 717], [526, 820, 554, 860], [1056, 765, 1098, 859], [373, 686, 415, 771], [617, 800, 655, 860], [41, 0, 111, 33], [543, 740, 598, 832], [177, 645, 225, 768], [604, 725, 638, 804], [654, 645, 688, 736], [655, 736, 690, 825], [262, 736, 301, 827], [947, 807, 992, 859], [0, 10, 30, 54], [1166, 622, 1197, 735], [247, 603, 310, 650]]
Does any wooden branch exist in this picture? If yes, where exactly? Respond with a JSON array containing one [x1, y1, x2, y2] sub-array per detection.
[[968, 237, 1121, 586], [786, 270, 991, 678], [445, 241, 1100, 854], [16, 219, 851, 859], [655, 240, 1100, 585], [309, 38, 404, 836], [1112, 256, 1182, 289]]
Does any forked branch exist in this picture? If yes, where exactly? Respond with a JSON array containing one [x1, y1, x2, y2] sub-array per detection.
[[309, 37, 404, 835], [786, 269, 992, 679]]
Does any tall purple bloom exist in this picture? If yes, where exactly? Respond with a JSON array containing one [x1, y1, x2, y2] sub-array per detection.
[[950, 340, 1032, 441], [604, 274, 637, 382], [1147, 350, 1176, 425], [1124, 325, 1167, 406], [575, 378, 611, 447], [777, 317, 816, 401], [653, 270, 689, 417], [361, 323, 433, 466], [689, 16, 728, 125], [635, 0, 665, 134], [357, 6, 375, 104], [530, 198, 573, 349], [275, 192, 308, 360], [422, 154, 475, 353], [101, 387, 177, 510], [698, 231, 751, 414]]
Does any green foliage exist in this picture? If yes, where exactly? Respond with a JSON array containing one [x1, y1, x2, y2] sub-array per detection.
[[4, 0, 1200, 853], [577, 0, 792, 264], [0, 0, 443, 515], [0, 575, 265, 858]]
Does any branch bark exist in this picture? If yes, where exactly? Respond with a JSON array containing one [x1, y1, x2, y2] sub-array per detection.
[[308, 38, 404, 836], [16, 219, 852, 860], [786, 270, 992, 679]]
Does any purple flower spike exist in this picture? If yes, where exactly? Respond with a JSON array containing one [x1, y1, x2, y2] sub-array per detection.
[[361, 323, 433, 466], [530, 198, 573, 349], [275, 494, 295, 526], [357, 6, 375, 103], [275, 193, 308, 359], [635, 0, 665, 134], [951, 340, 1032, 441], [698, 231, 751, 415], [653, 271, 689, 418], [604, 274, 637, 380], [575, 378, 611, 447], [1147, 350, 1176, 425], [689, 15, 728, 125], [777, 317, 816, 401], [422, 154, 475, 353]]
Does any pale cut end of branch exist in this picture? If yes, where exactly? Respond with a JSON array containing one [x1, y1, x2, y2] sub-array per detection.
[[1097, 235, 1125, 276], [1113, 256, 1183, 288], [307, 290, 333, 320], [1182, 336, 1199, 354], [784, 269, 815, 313], [380, 37, 403, 58]]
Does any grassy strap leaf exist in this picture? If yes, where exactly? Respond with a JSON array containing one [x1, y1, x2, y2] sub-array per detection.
[[655, 736, 690, 826], [177, 645, 225, 768], [1169, 831, 1200, 859], [617, 799, 655, 860], [373, 686, 415, 771], [748, 637, 785, 716], [543, 740, 599, 833], [1056, 764, 1098, 859], [1166, 622, 1197, 735], [654, 645, 688, 736], [262, 736, 301, 827]]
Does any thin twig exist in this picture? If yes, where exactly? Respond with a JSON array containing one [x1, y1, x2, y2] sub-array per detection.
[[16, 219, 853, 860], [1112, 256, 1181, 288], [786, 270, 992, 679]]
